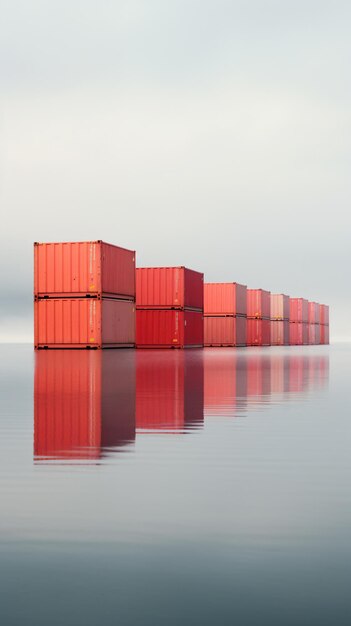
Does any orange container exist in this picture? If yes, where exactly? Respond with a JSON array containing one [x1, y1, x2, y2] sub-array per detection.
[[308, 301, 320, 324], [320, 304, 330, 325], [270, 294, 290, 320], [271, 320, 290, 345], [247, 319, 271, 346], [204, 282, 247, 316], [136, 267, 203, 311], [247, 289, 271, 319], [204, 316, 247, 346], [34, 298, 135, 348], [320, 324, 330, 345], [136, 309, 203, 348], [308, 324, 316, 345], [290, 298, 309, 323], [289, 322, 309, 345], [34, 241, 135, 299]]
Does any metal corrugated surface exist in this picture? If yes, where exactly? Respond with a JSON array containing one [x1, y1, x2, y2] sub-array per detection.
[[247, 289, 271, 319], [270, 294, 290, 320], [34, 241, 135, 299], [308, 302, 320, 324], [320, 324, 330, 344], [136, 309, 203, 348], [315, 324, 321, 345], [204, 283, 247, 316], [204, 316, 247, 346], [320, 304, 330, 325], [247, 319, 271, 346], [290, 298, 309, 323], [289, 322, 309, 345], [271, 320, 290, 345], [35, 298, 135, 348], [136, 267, 203, 310], [308, 324, 316, 345]]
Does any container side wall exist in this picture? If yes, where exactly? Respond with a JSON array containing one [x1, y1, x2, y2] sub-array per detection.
[[101, 243, 135, 298], [136, 309, 185, 348], [101, 300, 135, 345], [204, 316, 235, 346], [184, 311, 203, 346], [184, 268, 204, 311]]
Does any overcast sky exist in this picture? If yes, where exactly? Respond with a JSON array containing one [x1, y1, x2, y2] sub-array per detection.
[[0, 0, 350, 341]]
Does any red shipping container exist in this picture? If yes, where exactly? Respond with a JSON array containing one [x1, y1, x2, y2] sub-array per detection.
[[34, 350, 136, 460], [34, 298, 135, 348], [308, 324, 316, 345], [247, 319, 271, 346], [308, 302, 320, 324], [204, 316, 247, 346], [315, 324, 321, 345], [289, 322, 309, 345], [320, 324, 330, 345], [204, 282, 247, 316], [34, 241, 135, 299], [270, 294, 290, 320], [136, 267, 203, 311], [271, 320, 290, 345], [136, 351, 203, 430], [290, 298, 308, 323], [247, 289, 271, 319], [320, 304, 330, 325], [136, 309, 203, 348]]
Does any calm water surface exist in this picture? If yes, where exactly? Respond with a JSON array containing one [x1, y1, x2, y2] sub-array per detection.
[[0, 343, 350, 625]]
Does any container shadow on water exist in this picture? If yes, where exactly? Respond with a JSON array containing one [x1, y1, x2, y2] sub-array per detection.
[[34, 348, 329, 463]]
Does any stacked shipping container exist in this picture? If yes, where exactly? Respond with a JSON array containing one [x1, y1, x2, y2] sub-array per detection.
[[34, 241, 136, 349], [320, 304, 330, 344], [136, 267, 204, 348], [204, 283, 247, 347], [308, 301, 320, 345], [289, 298, 309, 345], [270, 294, 290, 346], [247, 289, 271, 346]]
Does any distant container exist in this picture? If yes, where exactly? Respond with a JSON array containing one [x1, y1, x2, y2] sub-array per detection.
[[247, 319, 271, 346], [34, 298, 135, 349], [320, 324, 330, 345], [270, 294, 290, 320], [247, 289, 270, 319], [204, 283, 247, 316], [271, 320, 290, 345], [308, 301, 320, 324], [320, 304, 330, 325], [136, 309, 203, 348], [290, 298, 308, 323], [136, 267, 203, 311], [308, 324, 316, 345], [315, 324, 321, 345], [289, 322, 309, 346], [34, 241, 135, 299], [204, 316, 247, 346]]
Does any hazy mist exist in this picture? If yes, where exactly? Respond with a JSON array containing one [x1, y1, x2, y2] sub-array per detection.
[[1, 0, 350, 340]]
